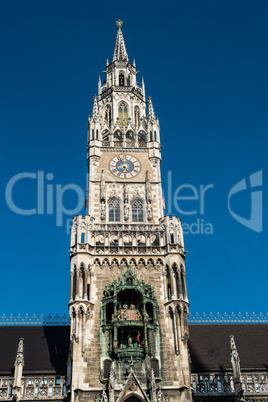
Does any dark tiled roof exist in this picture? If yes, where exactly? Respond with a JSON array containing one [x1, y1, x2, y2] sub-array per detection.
[[0, 326, 70, 374], [1, 324, 267, 375], [189, 324, 268, 372]]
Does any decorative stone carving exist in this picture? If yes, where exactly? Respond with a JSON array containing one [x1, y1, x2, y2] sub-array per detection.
[[145, 170, 152, 202], [134, 184, 140, 195], [100, 201, 106, 220], [100, 170, 106, 201], [147, 203, 153, 221], [91, 156, 100, 166], [124, 203, 129, 220], [111, 183, 117, 196], [15, 338, 24, 366], [123, 184, 129, 203]]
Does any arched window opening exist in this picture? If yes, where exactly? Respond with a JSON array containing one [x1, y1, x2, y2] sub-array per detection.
[[151, 358, 160, 378], [146, 302, 154, 324], [170, 309, 177, 355], [118, 104, 128, 127], [105, 106, 111, 128], [119, 73, 125, 86], [125, 396, 143, 401], [96, 129, 99, 140], [154, 130, 156, 140], [114, 130, 121, 140], [181, 266, 185, 298], [109, 200, 120, 222], [138, 131, 146, 141], [132, 200, 143, 222], [92, 129, 95, 140], [96, 235, 104, 246], [73, 266, 77, 299], [166, 268, 172, 299], [106, 302, 114, 324], [135, 106, 140, 129], [82, 269, 86, 299], [103, 360, 111, 379], [126, 131, 134, 141], [151, 235, 159, 246]]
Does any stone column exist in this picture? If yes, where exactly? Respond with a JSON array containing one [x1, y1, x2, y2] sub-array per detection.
[[75, 268, 79, 300], [146, 233, 151, 247], [84, 270, 88, 300], [118, 232, 123, 247], [230, 335, 244, 397], [132, 233, 137, 247], [181, 271, 188, 301], [70, 272, 74, 301], [79, 271, 83, 299], [171, 269, 177, 299], [177, 304, 184, 341]]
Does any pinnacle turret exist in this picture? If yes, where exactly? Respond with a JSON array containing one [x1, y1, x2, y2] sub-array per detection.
[[147, 96, 156, 123], [13, 338, 24, 401], [15, 338, 24, 366], [91, 95, 100, 123], [113, 20, 129, 62]]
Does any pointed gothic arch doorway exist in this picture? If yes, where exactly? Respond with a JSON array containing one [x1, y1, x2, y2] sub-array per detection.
[[124, 396, 144, 401]]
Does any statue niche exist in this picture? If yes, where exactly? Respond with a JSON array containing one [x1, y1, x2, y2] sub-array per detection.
[[101, 265, 158, 361]]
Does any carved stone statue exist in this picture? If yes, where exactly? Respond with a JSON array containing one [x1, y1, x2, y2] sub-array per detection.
[[123, 184, 129, 203], [145, 171, 152, 202], [147, 203, 152, 221], [124, 203, 129, 220], [100, 170, 106, 201], [100, 201, 106, 220]]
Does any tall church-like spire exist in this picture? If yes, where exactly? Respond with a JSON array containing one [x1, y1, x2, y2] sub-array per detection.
[[113, 19, 129, 62], [70, 21, 191, 402]]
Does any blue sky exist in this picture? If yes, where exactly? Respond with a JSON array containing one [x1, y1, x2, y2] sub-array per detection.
[[0, 0, 267, 318]]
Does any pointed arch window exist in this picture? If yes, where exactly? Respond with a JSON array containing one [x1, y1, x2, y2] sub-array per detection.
[[118, 103, 128, 127], [109, 199, 120, 222], [132, 200, 143, 222], [119, 73, 125, 86], [135, 106, 140, 129]]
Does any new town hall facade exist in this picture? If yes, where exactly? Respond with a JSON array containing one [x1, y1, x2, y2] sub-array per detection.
[[0, 21, 268, 402]]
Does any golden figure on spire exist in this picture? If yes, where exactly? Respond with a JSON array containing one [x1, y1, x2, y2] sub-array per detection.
[[115, 19, 124, 29]]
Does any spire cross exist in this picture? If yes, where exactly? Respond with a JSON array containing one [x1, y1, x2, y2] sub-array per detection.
[[116, 19, 124, 29]]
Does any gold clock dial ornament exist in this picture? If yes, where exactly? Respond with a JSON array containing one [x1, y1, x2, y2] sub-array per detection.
[[110, 155, 141, 178]]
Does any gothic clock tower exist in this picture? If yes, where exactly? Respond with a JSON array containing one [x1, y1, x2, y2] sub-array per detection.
[[67, 20, 192, 402]]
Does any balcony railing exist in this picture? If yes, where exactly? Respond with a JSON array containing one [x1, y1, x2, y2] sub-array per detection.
[[191, 373, 235, 395]]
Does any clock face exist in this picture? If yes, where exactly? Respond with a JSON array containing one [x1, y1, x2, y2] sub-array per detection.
[[110, 155, 141, 178]]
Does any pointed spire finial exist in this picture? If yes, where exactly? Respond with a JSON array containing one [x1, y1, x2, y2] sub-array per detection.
[[15, 338, 24, 366], [230, 335, 243, 396], [91, 95, 100, 122], [142, 77, 145, 97], [116, 19, 124, 29], [113, 20, 128, 62], [147, 97, 156, 123]]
